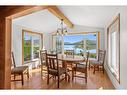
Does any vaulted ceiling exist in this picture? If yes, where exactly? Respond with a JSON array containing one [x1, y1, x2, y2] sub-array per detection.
[[13, 6, 122, 33], [13, 9, 61, 33], [58, 6, 120, 27]]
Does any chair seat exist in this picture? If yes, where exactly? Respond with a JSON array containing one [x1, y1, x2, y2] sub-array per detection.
[[90, 60, 102, 66], [72, 63, 87, 72], [49, 67, 69, 76], [11, 66, 28, 74]]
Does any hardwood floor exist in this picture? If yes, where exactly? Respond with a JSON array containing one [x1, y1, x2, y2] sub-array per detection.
[[11, 68, 114, 89]]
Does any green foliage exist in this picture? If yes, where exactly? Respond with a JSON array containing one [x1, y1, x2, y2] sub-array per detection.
[[33, 47, 39, 53], [24, 46, 31, 61], [24, 40, 31, 61], [89, 53, 96, 58]]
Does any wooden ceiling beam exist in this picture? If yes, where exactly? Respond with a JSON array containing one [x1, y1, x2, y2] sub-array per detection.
[[47, 6, 73, 28]]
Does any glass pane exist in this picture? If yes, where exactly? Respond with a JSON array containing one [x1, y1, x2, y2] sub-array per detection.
[[64, 34, 97, 58], [24, 33, 32, 61], [64, 35, 84, 56], [111, 32, 117, 73], [85, 34, 97, 58], [33, 35, 40, 59], [56, 36, 62, 54]]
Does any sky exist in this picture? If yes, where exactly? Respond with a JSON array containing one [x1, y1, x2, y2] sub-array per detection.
[[24, 33, 41, 40], [64, 34, 97, 43]]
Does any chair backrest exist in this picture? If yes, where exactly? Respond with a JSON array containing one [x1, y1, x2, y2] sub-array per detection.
[[40, 50, 47, 65], [11, 52, 16, 68], [46, 53, 59, 71], [98, 49, 106, 64], [66, 50, 74, 58]]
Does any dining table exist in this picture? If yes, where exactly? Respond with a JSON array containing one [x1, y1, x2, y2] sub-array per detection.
[[58, 54, 85, 68]]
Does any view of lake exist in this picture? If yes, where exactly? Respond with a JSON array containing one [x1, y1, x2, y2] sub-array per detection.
[[64, 45, 96, 54]]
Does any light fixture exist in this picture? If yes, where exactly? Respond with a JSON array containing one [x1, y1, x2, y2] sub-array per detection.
[[57, 19, 68, 36]]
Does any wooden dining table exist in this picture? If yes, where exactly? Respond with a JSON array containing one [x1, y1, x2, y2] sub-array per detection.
[[58, 54, 85, 68]]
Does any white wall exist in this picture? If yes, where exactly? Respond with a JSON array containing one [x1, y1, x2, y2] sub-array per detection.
[[104, 7, 127, 89], [12, 23, 51, 66], [12, 22, 105, 71]]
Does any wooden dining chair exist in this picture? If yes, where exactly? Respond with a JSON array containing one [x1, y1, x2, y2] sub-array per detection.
[[46, 53, 70, 88], [40, 50, 47, 77], [89, 49, 106, 74], [72, 52, 89, 83], [66, 50, 74, 58], [65, 50, 75, 71], [11, 52, 29, 85]]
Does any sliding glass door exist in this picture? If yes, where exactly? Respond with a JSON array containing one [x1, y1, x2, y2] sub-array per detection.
[[23, 30, 42, 62]]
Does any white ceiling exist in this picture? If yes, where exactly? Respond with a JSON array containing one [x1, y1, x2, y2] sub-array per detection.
[[13, 6, 122, 33], [13, 9, 61, 33], [58, 6, 120, 27]]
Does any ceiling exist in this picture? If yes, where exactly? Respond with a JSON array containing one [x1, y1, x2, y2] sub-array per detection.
[[58, 6, 120, 27], [13, 9, 61, 33], [13, 6, 122, 33]]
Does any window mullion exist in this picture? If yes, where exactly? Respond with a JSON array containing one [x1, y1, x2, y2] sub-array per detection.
[[31, 36, 34, 60]]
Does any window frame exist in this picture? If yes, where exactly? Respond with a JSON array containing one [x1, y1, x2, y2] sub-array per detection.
[[107, 14, 120, 83], [22, 29, 43, 64], [52, 32, 100, 57]]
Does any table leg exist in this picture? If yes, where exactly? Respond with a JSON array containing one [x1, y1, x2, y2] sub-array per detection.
[[62, 61, 67, 68]]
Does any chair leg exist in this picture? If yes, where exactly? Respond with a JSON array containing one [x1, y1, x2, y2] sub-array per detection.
[[72, 69, 74, 81], [14, 74, 16, 80], [103, 66, 104, 74], [47, 74, 49, 85], [93, 66, 95, 74], [68, 74, 70, 82], [21, 73, 24, 85], [57, 76, 60, 88], [41, 65, 43, 77], [27, 69, 29, 79], [89, 62, 91, 70], [85, 72, 87, 83], [85, 77, 87, 83], [65, 73, 67, 81]]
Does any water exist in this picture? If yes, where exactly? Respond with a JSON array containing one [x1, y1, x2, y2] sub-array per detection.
[[64, 45, 96, 53]]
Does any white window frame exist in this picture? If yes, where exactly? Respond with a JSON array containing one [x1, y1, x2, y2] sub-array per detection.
[[107, 14, 120, 83]]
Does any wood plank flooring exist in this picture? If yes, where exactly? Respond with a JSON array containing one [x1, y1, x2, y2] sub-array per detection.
[[11, 68, 114, 89]]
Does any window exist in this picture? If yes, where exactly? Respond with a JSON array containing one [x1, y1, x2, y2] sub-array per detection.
[[84, 33, 98, 58], [107, 14, 120, 82], [52, 32, 99, 58], [52, 36, 62, 53], [23, 30, 42, 62], [24, 33, 32, 61], [56, 36, 62, 54], [64, 35, 84, 56]]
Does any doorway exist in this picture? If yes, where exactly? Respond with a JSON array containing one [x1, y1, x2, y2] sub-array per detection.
[[2, 6, 47, 89]]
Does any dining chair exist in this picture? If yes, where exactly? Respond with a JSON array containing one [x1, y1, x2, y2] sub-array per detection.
[[40, 50, 47, 77], [66, 50, 74, 58], [72, 52, 89, 83], [46, 53, 70, 88], [89, 49, 106, 74], [11, 52, 29, 85], [65, 50, 75, 71]]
